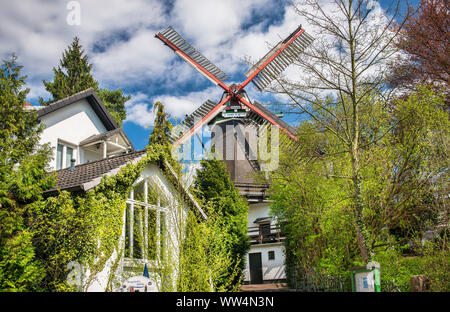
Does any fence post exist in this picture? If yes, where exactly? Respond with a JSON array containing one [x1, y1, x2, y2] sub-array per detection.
[[410, 275, 430, 292]]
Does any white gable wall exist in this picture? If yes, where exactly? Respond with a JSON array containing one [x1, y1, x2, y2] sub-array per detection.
[[243, 243, 286, 283], [39, 99, 108, 170], [85, 163, 189, 292]]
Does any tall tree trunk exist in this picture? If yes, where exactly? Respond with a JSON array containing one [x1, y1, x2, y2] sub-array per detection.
[[348, 1, 370, 262]]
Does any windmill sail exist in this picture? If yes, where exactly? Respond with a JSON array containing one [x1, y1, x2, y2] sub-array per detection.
[[156, 26, 230, 86], [243, 25, 314, 91], [156, 24, 315, 147]]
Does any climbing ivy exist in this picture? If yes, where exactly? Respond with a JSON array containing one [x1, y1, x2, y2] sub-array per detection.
[[33, 143, 190, 291]]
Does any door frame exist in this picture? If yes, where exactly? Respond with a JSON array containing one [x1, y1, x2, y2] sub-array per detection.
[[248, 252, 263, 284]]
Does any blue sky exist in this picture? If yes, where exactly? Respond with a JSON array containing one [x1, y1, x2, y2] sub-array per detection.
[[0, 0, 418, 150]]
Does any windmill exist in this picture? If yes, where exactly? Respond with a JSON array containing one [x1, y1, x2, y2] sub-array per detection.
[[155, 25, 314, 185], [155, 25, 314, 283]]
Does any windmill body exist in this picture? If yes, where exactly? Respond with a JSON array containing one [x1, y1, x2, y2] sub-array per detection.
[[156, 25, 313, 285]]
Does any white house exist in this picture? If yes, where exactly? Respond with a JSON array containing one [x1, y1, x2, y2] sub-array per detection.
[[30, 88, 133, 170], [32, 89, 206, 291]]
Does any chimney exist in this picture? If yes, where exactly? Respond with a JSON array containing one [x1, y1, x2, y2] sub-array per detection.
[[69, 158, 76, 171]]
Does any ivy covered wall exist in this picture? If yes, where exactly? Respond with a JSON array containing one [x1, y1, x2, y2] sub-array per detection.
[[34, 144, 190, 291]]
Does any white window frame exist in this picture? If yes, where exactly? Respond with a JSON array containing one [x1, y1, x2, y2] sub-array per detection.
[[125, 178, 169, 263], [56, 140, 77, 170]]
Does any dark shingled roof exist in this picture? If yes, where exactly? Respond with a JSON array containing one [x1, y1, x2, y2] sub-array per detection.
[[37, 88, 118, 131], [45, 150, 146, 194], [44, 149, 208, 220]]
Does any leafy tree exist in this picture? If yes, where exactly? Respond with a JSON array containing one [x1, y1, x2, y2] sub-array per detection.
[[41, 37, 130, 126], [390, 0, 449, 94], [271, 86, 449, 287], [177, 209, 242, 292], [0, 56, 54, 291], [271, 0, 409, 262], [193, 159, 249, 290]]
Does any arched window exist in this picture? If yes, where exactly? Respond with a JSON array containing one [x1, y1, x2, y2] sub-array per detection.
[[124, 177, 170, 262]]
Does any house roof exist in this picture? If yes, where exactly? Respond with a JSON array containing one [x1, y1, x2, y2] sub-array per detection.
[[45, 150, 147, 194], [44, 149, 207, 220], [36, 88, 119, 131], [79, 128, 134, 150]]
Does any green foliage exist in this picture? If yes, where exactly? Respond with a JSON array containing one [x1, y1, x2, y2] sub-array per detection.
[[41, 37, 129, 126], [31, 150, 151, 291], [270, 129, 359, 277], [374, 240, 449, 292], [193, 159, 249, 290], [271, 86, 449, 290], [97, 89, 130, 127], [148, 101, 173, 149], [42, 37, 98, 103], [177, 209, 242, 292], [0, 56, 54, 291]]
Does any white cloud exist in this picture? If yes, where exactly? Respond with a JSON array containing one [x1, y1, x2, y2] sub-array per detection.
[[154, 86, 223, 120], [124, 86, 223, 128], [91, 29, 173, 86], [124, 92, 155, 128], [1, 0, 398, 132], [0, 0, 167, 91]]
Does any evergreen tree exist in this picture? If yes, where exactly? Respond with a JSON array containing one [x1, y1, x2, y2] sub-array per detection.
[[97, 89, 130, 127], [193, 159, 250, 290], [41, 37, 129, 126], [41, 37, 98, 102], [0, 56, 54, 291]]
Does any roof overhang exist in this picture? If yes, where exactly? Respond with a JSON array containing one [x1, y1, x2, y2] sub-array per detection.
[[36, 88, 119, 131]]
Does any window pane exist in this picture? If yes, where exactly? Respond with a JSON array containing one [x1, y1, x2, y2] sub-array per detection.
[[56, 144, 63, 170], [147, 178, 170, 207], [159, 211, 166, 258], [65, 146, 73, 168], [147, 209, 157, 260], [133, 180, 145, 203], [125, 204, 130, 258], [133, 206, 144, 259]]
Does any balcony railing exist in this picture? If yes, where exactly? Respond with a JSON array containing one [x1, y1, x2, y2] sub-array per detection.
[[248, 225, 284, 245]]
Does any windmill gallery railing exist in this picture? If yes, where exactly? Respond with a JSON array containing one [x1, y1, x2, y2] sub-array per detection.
[[248, 224, 284, 245]]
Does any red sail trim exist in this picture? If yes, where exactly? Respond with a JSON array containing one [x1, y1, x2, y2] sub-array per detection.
[[173, 94, 232, 146], [156, 33, 231, 93], [238, 28, 305, 91], [237, 95, 298, 142]]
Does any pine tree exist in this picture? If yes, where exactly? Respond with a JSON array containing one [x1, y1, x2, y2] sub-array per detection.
[[41, 37, 98, 103], [41, 37, 130, 126]]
